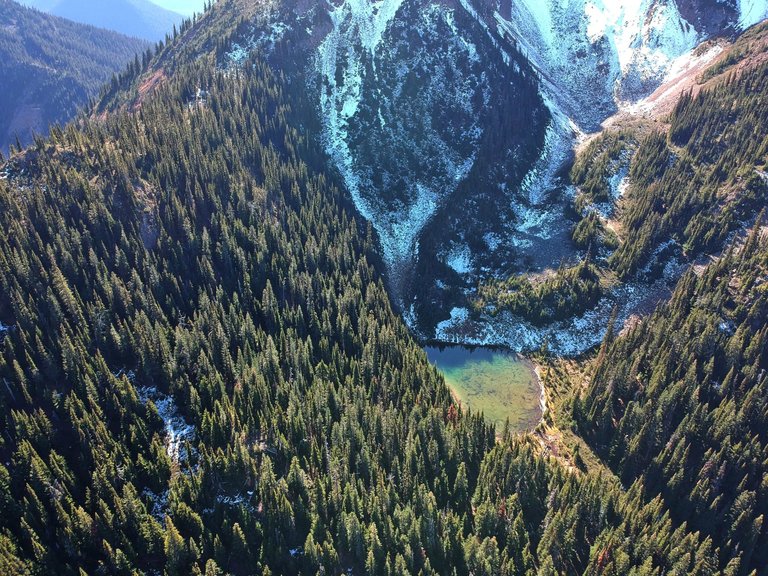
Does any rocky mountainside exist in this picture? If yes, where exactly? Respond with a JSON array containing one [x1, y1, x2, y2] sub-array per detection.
[[181, 0, 767, 349], [313, 0, 550, 316], [487, 0, 768, 128]]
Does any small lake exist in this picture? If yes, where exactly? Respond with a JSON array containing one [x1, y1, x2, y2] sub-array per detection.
[[426, 345, 543, 433]]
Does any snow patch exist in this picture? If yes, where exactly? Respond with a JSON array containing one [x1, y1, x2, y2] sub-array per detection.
[[510, 93, 576, 242], [519, 97, 575, 205], [459, 0, 514, 64], [216, 493, 256, 510], [616, 175, 630, 198], [719, 321, 735, 335], [624, 42, 724, 114], [519, 0, 555, 46], [513, 204, 559, 238], [583, 149, 632, 218], [664, 42, 724, 81], [614, 0, 697, 76], [436, 307, 470, 339], [142, 488, 169, 521], [331, 0, 406, 55], [316, 1, 485, 302], [137, 386, 195, 465], [434, 275, 674, 356], [316, 1, 412, 279], [609, 170, 629, 201], [226, 41, 252, 65], [224, 22, 290, 65], [738, 0, 768, 29], [492, 0, 705, 130], [484, 233, 502, 251], [445, 244, 472, 274]]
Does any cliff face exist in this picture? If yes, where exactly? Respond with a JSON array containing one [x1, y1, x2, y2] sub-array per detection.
[[483, 0, 767, 129], [311, 0, 550, 309], [212, 0, 767, 340]]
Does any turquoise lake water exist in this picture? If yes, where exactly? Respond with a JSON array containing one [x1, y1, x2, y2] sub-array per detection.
[[426, 345, 543, 433]]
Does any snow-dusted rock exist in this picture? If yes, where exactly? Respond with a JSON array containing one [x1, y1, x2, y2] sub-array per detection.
[[137, 386, 195, 465], [214, 0, 767, 347], [487, 0, 763, 129], [315, 1, 503, 303]]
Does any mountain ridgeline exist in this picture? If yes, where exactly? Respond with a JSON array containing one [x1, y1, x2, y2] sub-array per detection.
[[0, 0, 766, 574], [0, 0, 149, 155], [20, 0, 184, 41]]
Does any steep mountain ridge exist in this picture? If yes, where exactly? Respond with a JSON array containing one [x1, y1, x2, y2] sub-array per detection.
[[21, 0, 184, 40], [117, 0, 767, 349]]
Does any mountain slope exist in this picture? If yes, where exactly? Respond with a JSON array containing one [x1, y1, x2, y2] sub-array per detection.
[[578, 222, 768, 571], [563, 33, 768, 571], [100, 0, 559, 329], [124, 0, 768, 349], [425, 0, 768, 351], [0, 0, 148, 154], [486, 0, 768, 129], [568, 22, 768, 284], [21, 0, 183, 40]]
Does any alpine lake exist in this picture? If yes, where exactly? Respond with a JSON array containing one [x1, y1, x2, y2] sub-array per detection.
[[425, 345, 543, 433]]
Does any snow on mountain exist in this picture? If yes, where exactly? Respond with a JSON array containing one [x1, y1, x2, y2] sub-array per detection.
[[308, 0, 767, 338], [137, 385, 194, 464], [315, 0, 508, 303], [435, 255, 686, 355], [490, 0, 699, 129], [739, 0, 768, 28], [489, 0, 767, 129], [217, 0, 767, 349]]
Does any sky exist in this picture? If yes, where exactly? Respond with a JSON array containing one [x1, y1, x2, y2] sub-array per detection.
[[151, 0, 207, 16]]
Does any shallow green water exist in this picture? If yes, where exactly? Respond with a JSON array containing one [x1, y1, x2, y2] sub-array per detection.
[[426, 346, 542, 433]]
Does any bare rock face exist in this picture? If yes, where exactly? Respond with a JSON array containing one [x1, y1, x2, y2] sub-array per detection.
[[229, 0, 552, 310], [312, 0, 550, 309], [477, 0, 767, 130], [221, 0, 767, 344]]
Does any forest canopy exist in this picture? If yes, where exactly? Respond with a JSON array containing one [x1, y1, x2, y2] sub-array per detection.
[[0, 1, 766, 574]]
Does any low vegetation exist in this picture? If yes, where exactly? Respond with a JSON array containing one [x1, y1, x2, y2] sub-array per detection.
[[472, 259, 603, 326]]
